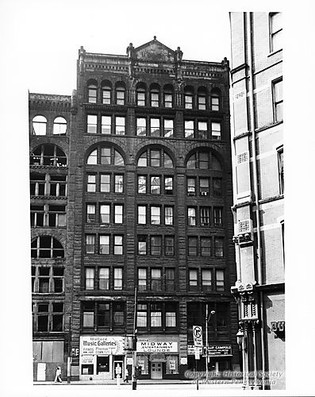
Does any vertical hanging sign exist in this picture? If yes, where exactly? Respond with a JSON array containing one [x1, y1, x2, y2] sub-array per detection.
[[193, 325, 203, 360]]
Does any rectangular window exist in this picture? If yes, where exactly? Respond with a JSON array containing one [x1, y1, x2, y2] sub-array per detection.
[[99, 268, 110, 290], [85, 268, 95, 290], [150, 236, 162, 256], [200, 237, 211, 256], [273, 79, 283, 123], [115, 116, 125, 135], [164, 177, 173, 195], [114, 235, 123, 255], [165, 303, 177, 327], [150, 303, 162, 327], [165, 268, 175, 291], [100, 174, 110, 193], [30, 205, 44, 227], [187, 207, 196, 226], [213, 207, 223, 226], [199, 152, 209, 169], [87, 115, 97, 134], [100, 148, 111, 165], [100, 204, 110, 224], [85, 234, 96, 254], [184, 93, 193, 109], [216, 270, 225, 291], [86, 204, 96, 223], [88, 87, 97, 103], [52, 303, 63, 331], [185, 120, 194, 138], [198, 95, 206, 110], [200, 177, 210, 195], [187, 177, 196, 195], [116, 89, 125, 105], [165, 236, 175, 256], [99, 235, 110, 255], [102, 87, 111, 104], [97, 303, 110, 327], [151, 91, 159, 107], [101, 116, 111, 134], [137, 91, 145, 106], [87, 174, 96, 192], [150, 118, 160, 137], [214, 237, 224, 257], [114, 268, 123, 290], [151, 206, 161, 225], [138, 235, 147, 255], [137, 118, 147, 136], [150, 150, 161, 167], [114, 175, 124, 193], [164, 206, 174, 225], [138, 175, 147, 194], [189, 269, 198, 289], [138, 268, 147, 291], [82, 302, 95, 328], [47, 205, 66, 227], [151, 269, 162, 291], [138, 205, 147, 224], [151, 176, 161, 194], [197, 121, 208, 139], [137, 304, 147, 327], [213, 178, 222, 197], [114, 205, 123, 224], [211, 94, 220, 111], [202, 269, 212, 290], [278, 147, 284, 194], [164, 93, 173, 108], [188, 237, 198, 256], [211, 122, 221, 140], [113, 303, 124, 326], [200, 207, 211, 226], [164, 119, 174, 138], [270, 12, 282, 52]]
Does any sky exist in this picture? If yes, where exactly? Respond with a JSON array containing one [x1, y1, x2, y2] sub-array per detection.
[[1, 0, 315, 396]]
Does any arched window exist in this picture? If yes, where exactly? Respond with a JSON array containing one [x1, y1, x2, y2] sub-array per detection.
[[210, 89, 221, 111], [31, 236, 64, 258], [101, 81, 112, 105], [186, 150, 222, 170], [136, 84, 146, 106], [184, 86, 194, 109], [32, 115, 47, 135], [197, 87, 207, 110], [137, 148, 174, 168], [87, 81, 98, 103], [116, 83, 126, 105], [53, 117, 67, 135], [86, 146, 125, 166], [163, 84, 174, 108], [30, 144, 67, 167], [150, 84, 160, 107]]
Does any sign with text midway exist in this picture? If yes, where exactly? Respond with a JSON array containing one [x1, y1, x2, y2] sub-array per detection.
[[137, 340, 178, 353]]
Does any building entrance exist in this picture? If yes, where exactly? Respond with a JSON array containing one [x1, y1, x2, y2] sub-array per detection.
[[151, 362, 162, 379]]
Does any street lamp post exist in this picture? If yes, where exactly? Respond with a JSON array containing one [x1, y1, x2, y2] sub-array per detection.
[[205, 306, 215, 382]]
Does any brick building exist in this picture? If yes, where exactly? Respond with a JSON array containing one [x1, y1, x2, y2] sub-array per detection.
[[229, 13, 284, 389], [30, 37, 239, 382]]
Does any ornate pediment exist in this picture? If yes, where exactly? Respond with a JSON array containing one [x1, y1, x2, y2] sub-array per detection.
[[133, 37, 176, 63]]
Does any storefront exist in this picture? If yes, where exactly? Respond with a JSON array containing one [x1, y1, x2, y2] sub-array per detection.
[[136, 336, 180, 379], [187, 344, 233, 375], [79, 335, 125, 381]]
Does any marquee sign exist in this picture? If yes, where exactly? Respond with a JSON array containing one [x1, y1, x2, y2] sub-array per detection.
[[137, 340, 178, 353]]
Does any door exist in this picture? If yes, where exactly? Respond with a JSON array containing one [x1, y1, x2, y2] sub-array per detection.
[[113, 360, 123, 378], [151, 362, 163, 379]]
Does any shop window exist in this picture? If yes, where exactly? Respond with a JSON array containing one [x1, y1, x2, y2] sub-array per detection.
[[116, 84, 125, 105], [115, 116, 125, 135], [150, 303, 162, 327], [32, 115, 47, 135], [211, 122, 221, 140], [164, 119, 174, 138], [88, 83, 97, 103], [151, 269, 162, 291], [187, 207, 196, 226], [137, 118, 147, 136], [150, 236, 162, 256], [99, 268, 110, 290], [200, 237, 211, 256], [99, 235, 110, 254], [85, 234, 96, 254], [102, 82, 112, 104], [87, 114, 97, 134], [270, 12, 282, 53], [200, 207, 211, 227], [151, 206, 161, 225], [188, 237, 198, 256], [187, 177, 196, 195], [97, 356, 109, 374], [165, 236, 175, 256], [114, 235, 123, 255], [214, 237, 224, 257], [85, 268, 95, 290], [273, 78, 283, 123], [53, 117, 67, 135], [31, 236, 64, 258], [138, 268, 147, 291], [213, 207, 223, 226], [138, 235, 147, 255], [137, 304, 148, 327], [101, 116, 111, 134], [82, 365, 94, 375], [114, 268, 123, 290], [166, 356, 179, 374], [185, 120, 194, 138]]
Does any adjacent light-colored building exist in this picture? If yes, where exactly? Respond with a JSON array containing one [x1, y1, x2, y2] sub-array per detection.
[[229, 12, 284, 390]]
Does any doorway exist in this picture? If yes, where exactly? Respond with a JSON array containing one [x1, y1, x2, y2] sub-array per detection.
[[113, 360, 123, 378], [151, 362, 163, 379]]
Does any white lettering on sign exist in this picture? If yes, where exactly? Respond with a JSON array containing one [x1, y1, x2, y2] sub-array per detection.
[[193, 326, 203, 347], [137, 340, 178, 353]]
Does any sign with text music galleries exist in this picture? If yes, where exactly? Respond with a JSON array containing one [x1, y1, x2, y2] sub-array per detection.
[[193, 325, 203, 347]]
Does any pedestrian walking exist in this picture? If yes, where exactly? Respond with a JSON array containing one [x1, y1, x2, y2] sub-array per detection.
[[54, 366, 62, 383]]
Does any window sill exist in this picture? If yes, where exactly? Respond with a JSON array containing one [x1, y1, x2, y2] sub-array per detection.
[[268, 48, 283, 57]]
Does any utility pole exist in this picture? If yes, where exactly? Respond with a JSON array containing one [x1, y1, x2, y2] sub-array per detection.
[[205, 306, 215, 382], [132, 288, 137, 390]]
